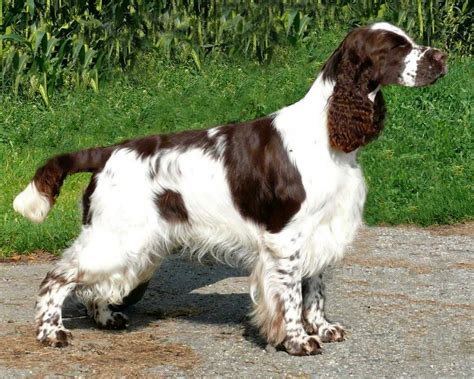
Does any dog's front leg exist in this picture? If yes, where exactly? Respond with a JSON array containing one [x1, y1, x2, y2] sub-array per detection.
[[250, 246, 322, 355], [302, 273, 345, 342]]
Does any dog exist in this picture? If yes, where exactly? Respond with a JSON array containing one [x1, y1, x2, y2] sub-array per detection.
[[13, 22, 447, 355]]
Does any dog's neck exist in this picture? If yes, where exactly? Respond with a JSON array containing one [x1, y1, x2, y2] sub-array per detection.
[[304, 74, 381, 104], [303, 74, 335, 108]]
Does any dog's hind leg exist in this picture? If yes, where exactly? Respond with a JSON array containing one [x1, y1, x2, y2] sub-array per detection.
[[82, 279, 152, 329], [35, 261, 78, 347], [86, 301, 129, 329], [76, 247, 163, 331]]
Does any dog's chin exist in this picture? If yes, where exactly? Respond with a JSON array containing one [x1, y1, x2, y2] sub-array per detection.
[[415, 72, 447, 87]]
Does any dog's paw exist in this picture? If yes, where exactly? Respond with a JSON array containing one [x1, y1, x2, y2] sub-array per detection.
[[96, 310, 129, 330], [305, 321, 345, 343], [91, 302, 129, 330], [37, 327, 72, 348], [318, 323, 345, 342], [283, 334, 322, 356]]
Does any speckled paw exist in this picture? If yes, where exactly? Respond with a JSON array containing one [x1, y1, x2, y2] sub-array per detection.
[[318, 323, 345, 343], [38, 328, 72, 348], [283, 335, 322, 356]]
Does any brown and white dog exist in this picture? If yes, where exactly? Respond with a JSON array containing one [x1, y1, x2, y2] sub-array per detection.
[[13, 22, 447, 355]]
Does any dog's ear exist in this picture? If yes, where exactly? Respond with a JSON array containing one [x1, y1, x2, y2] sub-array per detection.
[[327, 48, 386, 153]]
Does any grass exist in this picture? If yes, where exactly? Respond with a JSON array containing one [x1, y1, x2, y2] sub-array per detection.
[[0, 30, 472, 257]]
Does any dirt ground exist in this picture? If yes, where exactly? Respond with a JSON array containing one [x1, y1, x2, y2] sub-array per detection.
[[0, 224, 473, 377]]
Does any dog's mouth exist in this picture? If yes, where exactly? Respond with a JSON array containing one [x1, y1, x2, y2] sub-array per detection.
[[414, 50, 448, 87], [414, 70, 447, 87]]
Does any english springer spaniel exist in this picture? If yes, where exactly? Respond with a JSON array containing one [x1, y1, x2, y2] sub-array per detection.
[[14, 22, 447, 355]]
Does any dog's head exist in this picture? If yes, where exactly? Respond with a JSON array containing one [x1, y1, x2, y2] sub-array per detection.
[[322, 22, 448, 153]]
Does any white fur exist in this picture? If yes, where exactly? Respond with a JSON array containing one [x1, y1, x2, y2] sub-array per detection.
[[13, 182, 51, 223], [56, 74, 364, 341], [400, 47, 427, 86], [30, 74, 364, 309], [370, 22, 414, 44], [368, 85, 381, 102], [269, 75, 365, 277], [23, 23, 444, 350]]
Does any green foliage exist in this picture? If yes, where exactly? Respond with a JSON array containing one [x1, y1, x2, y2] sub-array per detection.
[[0, 1, 472, 105], [0, 32, 472, 256], [361, 56, 474, 225]]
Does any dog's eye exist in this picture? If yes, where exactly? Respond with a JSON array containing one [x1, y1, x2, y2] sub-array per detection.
[[392, 43, 409, 50]]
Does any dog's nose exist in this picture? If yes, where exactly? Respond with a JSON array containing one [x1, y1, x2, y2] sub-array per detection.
[[433, 50, 448, 63], [431, 49, 448, 75]]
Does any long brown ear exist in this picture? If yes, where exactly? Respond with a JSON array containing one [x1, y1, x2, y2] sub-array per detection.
[[327, 49, 386, 153]]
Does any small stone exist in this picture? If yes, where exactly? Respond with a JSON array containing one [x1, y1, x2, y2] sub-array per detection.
[[265, 344, 277, 353]]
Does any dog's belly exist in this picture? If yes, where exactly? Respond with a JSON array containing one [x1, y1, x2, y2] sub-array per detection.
[[87, 147, 261, 267], [85, 146, 364, 278]]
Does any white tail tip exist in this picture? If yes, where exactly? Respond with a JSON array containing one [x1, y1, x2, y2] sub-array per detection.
[[13, 182, 51, 223]]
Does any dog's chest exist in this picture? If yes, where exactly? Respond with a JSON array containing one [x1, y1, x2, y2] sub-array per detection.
[[301, 152, 362, 215], [280, 122, 365, 234], [270, 103, 366, 263]]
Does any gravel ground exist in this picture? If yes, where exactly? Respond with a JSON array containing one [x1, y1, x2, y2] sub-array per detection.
[[0, 225, 473, 377]]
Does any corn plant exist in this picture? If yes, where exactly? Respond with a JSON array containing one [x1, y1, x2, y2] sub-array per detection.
[[0, 0, 472, 105]]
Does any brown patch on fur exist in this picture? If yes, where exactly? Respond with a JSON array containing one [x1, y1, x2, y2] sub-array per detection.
[[284, 335, 322, 356], [33, 147, 115, 205], [50, 314, 60, 327], [40, 271, 69, 288], [321, 27, 423, 153], [52, 329, 70, 348], [322, 28, 397, 153], [267, 295, 286, 345], [254, 294, 286, 346], [222, 117, 306, 233], [0, 324, 198, 375], [322, 27, 415, 85], [28, 130, 217, 219], [155, 190, 189, 223], [121, 129, 217, 159], [323, 26, 447, 153], [319, 324, 345, 343], [37, 285, 49, 297], [327, 64, 386, 153], [82, 174, 97, 225], [414, 48, 448, 86], [28, 113, 304, 234]]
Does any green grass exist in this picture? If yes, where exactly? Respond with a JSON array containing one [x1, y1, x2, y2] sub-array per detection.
[[0, 31, 472, 257], [361, 60, 473, 225]]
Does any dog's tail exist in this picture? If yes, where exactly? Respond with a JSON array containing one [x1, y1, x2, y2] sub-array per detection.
[[13, 146, 115, 223]]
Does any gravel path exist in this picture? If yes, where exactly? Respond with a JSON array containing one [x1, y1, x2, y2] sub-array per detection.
[[0, 225, 472, 377]]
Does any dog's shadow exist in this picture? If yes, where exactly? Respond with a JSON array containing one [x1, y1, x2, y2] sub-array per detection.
[[63, 255, 266, 347]]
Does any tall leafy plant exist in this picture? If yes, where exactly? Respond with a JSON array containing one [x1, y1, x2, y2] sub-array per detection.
[[0, 0, 472, 105]]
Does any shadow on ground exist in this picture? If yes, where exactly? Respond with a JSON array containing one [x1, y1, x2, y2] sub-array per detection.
[[0, 225, 472, 377]]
